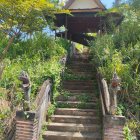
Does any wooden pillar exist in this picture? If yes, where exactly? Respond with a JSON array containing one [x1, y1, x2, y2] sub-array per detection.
[[65, 14, 68, 39], [55, 30, 56, 39]]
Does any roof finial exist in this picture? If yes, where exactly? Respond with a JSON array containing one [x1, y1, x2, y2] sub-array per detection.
[[115, 0, 120, 6]]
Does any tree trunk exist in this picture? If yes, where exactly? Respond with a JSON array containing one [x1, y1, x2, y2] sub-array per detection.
[[0, 35, 15, 79], [0, 35, 15, 62]]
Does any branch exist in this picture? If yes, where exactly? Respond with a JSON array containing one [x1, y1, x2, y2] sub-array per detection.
[[0, 35, 15, 63], [0, 63, 5, 80]]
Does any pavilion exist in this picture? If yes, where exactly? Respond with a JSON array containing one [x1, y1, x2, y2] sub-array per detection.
[[54, 0, 123, 46]]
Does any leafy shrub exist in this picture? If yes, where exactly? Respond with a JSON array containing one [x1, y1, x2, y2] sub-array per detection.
[[0, 32, 70, 138], [123, 125, 134, 140], [90, 1, 140, 138]]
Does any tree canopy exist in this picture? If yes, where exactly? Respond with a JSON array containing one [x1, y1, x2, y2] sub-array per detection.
[[0, 0, 69, 65], [0, 0, 56, 36]]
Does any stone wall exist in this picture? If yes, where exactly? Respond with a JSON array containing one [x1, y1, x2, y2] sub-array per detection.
[[15, 111, 37, 140], [103, 115, 126, 140]]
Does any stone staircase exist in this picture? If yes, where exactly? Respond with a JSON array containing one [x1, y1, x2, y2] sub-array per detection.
[[43, 53, 102, 140]]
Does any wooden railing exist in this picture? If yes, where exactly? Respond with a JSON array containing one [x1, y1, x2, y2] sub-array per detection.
[[15, 79, 52, 140]]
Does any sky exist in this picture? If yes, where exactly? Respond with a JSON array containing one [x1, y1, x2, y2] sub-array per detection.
[[101, 0, 115, 8]]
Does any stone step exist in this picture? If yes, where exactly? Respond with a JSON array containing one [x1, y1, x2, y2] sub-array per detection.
[[63, 74, 95, 81], [69, 59, 89, 63], [69, 64, 91, 67], [63, 85, 94, 90], [75, 51, 90, 55], [67, 61, 92, 65], [72, 54, 92, 59], [66, 71, 95, 77], [47, 123, 101, 132], [43, 53, 103, 140], [67, 68, 96, 73], [66, 68, 95, 73], [73, 54, 91, 57], [63, 80, 95, 85], [61, 91, 99, 98], [65, 89, 95, 93], [57, 101, 97, 109], [43, 131, 101, 140], [67, 62, 93, 66], [71, 54, 90, 58], [55, 108, 99, 116], [72, 73, 95, 78], [50, 115, 100, 124], [67, 67, 93, 70], [68, 60, 91, 63], [62, 81, 97, 87], [56, 95, 98, 102], [68, 70, 94, 75], [67, 65, 93, 70], [63, 82, 96, 86], [73, 59, 92, 61]]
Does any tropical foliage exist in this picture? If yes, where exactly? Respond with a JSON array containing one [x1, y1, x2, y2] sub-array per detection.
[[0, 0, 70, 138], [90, 0, 140, 139], [0, 0, 69, 68], [0, 32, 70, 138]]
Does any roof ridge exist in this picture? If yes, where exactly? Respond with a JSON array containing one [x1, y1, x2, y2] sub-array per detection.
[[64, 0, 106, 10], [94, 0, 106, 9], [64, 0, 75, 9]]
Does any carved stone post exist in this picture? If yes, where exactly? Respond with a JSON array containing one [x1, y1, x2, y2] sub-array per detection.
[[109, 70, 121, 115], [60, 56, 67, 79], [19, 71, 31, 111], [97, 30, 101, 36], [70, 42, 76, 57]]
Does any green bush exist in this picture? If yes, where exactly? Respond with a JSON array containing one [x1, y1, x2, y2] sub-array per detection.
[[0, 32, 70, 138], [90, 1, 140, 138]]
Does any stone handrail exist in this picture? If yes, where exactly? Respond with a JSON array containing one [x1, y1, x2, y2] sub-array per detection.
[[15, 79, 52, 140], [35, 80, 51, 139], [97, 72, 126, 139], [97, 72, 110, 115]]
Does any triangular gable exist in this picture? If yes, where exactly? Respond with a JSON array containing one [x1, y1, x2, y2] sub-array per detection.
[[94, 0, 106, 9], [64, 0, 105, 10], [64, 0, 75, 9]]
